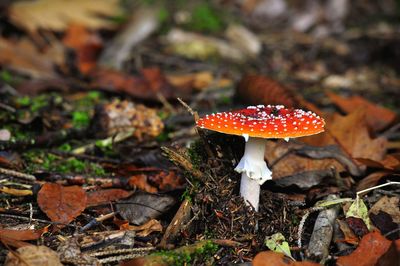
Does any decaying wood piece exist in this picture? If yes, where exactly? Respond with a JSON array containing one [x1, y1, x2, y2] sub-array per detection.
[[159, 198, 192, 248], [306, 195, 340, 263]]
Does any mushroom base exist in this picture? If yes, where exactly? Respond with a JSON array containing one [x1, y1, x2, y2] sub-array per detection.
[[240, 172, 261, 211]]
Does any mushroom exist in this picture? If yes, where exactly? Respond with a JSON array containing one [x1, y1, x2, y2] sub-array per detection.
[[196, 105, 325, 211]]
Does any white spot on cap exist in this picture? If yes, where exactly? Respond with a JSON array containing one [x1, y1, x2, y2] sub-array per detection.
[[284, 137, 289, 142]]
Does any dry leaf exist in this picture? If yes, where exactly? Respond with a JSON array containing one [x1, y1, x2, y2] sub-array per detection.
[[0, 227, 48, 248], [86, 189, 133, 207], [37, 183, 87, 225], [356, 171, 391, 192], [128, 174, 158, 193], [126, 219, 163, 237], [90, 68, 177, 101], [0, 38, 64, 78], [336, 231, 397, 266], [166, 71, 232, 91], [0, 187, 32, 196], [327, 92, 396, 131], [369, 196, 400, 224], [253, 251, 319, 266], [10, 0, 120, 32], [5, 245, 62, 266]]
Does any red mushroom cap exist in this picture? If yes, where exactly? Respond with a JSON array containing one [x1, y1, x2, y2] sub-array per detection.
[[196, 105, 325, 139]]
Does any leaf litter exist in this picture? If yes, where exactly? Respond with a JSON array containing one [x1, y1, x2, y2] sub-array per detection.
[[0, 0, 399, 265]]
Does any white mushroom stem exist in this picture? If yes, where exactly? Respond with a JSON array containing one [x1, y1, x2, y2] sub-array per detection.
[[234, 137, 272, 211]]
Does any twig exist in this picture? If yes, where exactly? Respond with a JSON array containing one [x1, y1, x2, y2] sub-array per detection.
[[0, 213, 78, 228], [177, 97, 199, 121], [0, 167, 36, 181], [87, 247, 155, 257], [356, 181, 400, 199], [297, 207, 324, 249]]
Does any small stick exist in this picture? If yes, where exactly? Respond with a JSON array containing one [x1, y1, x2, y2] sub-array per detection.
[[356, 181, 400, 199], [0, 167, 36, 181], [177, 98, 199, 121], [87, 247, 155, 257], [80, 212, 116, 232], [0, 213, 78, 228]]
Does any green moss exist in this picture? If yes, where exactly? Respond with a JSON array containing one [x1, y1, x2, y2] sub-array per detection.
[[187, 3, 223, 33], [23, 150, 106, 176], [153, 240, 218, 266], [72, 111, 90, 128]]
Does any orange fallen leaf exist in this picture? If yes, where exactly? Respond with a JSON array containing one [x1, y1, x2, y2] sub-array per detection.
[[37, 183, 87, 225], [63, 24, 103, 74], [128, 174, 158, 193], [0, 227, 48, 248], [86, 188, 133, 207], [336, 231, 396, 266], [166, 71, 232, 91], [253, 251, 319, 266], [327, 92, 396, 131]]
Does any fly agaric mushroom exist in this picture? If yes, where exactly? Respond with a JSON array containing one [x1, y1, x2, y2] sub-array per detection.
[[196, 105, 325, 211]]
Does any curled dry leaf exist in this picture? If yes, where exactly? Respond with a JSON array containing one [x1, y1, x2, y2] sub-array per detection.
[[369, 196, 400, 224], [253, 251, 319, 266], [236, 75, 299, 108], [37, 183, 87, 226], [5, 245, 62, 266], [166, 71, 232, 91], [336, 231, 397, 266], [125, 219, 163, 237], [86, 189, 133, 207], [327, 92, 396, 131]]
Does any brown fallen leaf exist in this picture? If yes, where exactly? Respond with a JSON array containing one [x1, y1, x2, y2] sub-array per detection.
[[90, 68, 178, 101], [356, 171, 392, 192], [5, 245, 62, 266], [37, 183, 87, 226], [336, 231, 397, 266], [369, 196, 400, 224], [166, 71, 232, 91], [125, 219, 163, 237], [10, 0, 120, 32], [0, 38, 64, 78], [128, 174, 158, 193], [63, 24, 103, 74], [265, 140, 344, 180], [327, 92, 397, 131], [337, 219, 359, 245], [86, 189, 133, 207], [0, 227, 48, 248], [305, 108, 387, 163], [253, 251, 319, 266]]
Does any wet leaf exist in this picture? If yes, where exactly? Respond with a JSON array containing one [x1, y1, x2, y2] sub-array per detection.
[[86, 189, 133, 207], [37, 183, 87, 225], [253, 251, 319, 266], [345, 217, 369, 238], [337, 219, 359, 245], [327, 92, 397, 131], [10, 0, 120, 32], [116, 192, 176, 225], [336, 231, 397, 266], [5, 245, 62, 266], [0, 227, 48, 242]]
